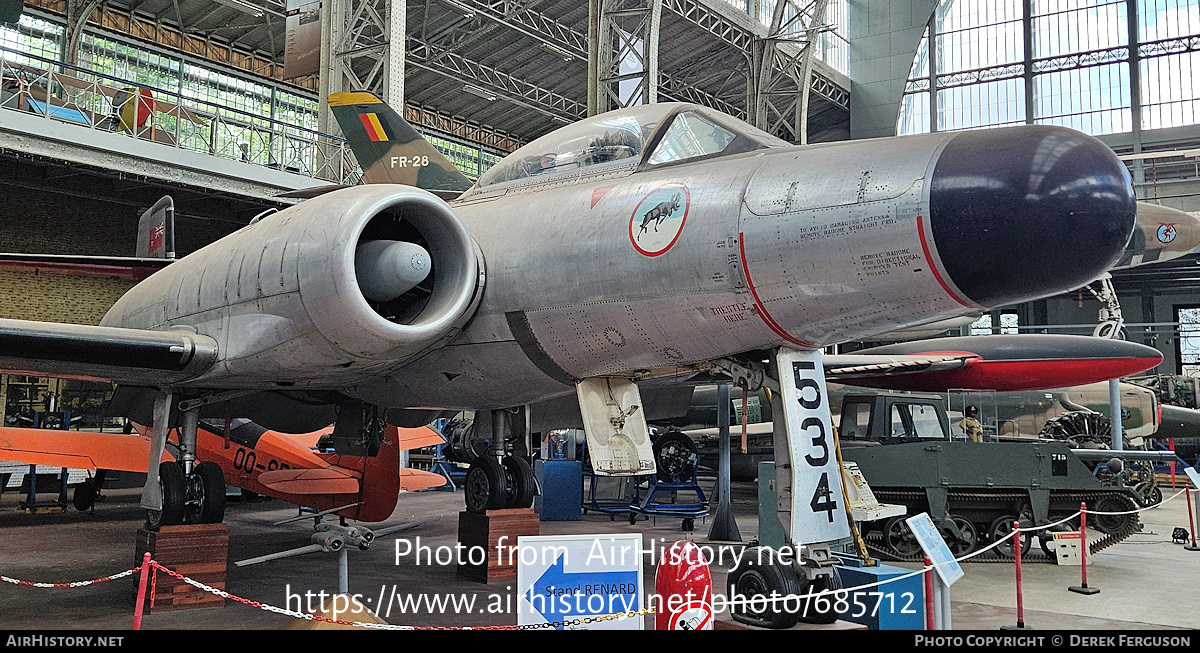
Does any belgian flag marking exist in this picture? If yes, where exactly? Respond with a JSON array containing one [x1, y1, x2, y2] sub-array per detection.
[[359, 112, 389, 142]]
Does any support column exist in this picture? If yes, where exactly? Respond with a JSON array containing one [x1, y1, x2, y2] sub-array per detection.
[[1127, 0, 1145, 189], [64, 0, 103, 67], [753, 0, 831, 142], [1109, 378, 1124, 452], [589, 0, 662, 113], [318, 0, 406, 134], [708, 384, 741, 541], [1023, 0, 1034, 124]]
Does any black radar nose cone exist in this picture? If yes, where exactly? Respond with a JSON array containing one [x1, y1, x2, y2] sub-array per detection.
[[929, 126, 1136, 308]]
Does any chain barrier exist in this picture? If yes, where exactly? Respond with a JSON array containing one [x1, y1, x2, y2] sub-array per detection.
[[0, 566, 141, 588]]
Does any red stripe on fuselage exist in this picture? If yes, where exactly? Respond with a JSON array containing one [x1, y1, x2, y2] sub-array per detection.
[[916, 215, 975, 308], [738, 232, 816, 349]]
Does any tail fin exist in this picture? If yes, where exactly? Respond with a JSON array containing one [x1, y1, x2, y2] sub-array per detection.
[[135, 196, 175, 259], [350, 424, 402, 522], [329, 91, 474, 194]]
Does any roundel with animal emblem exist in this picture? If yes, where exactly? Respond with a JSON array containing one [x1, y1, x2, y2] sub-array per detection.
[[629, 184, 690, 257]]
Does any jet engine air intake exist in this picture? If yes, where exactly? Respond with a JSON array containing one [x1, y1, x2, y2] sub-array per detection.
[[303, 185, 483, 367]]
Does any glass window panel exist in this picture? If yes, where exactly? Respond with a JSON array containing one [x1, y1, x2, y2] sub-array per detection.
[[908, 403, 945, 438], [937, 78, 1026, 131], [1032, 0, 1127, 58], [1141, 51, 1200, 130], [1034, 62, 1132, 134], [898, 91, 932, 135], [1139, 0, 1200, 43], [841, 401, 873, 440], [1179, 306, 1200, 376], [647, 111, 737, 165]]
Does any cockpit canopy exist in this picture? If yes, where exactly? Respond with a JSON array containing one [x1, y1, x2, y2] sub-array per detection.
[[475, 103, 789, 189]]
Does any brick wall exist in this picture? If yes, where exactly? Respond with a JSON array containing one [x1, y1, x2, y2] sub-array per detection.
[[0, 269, 137, 325], [0, 190, 239, 258]]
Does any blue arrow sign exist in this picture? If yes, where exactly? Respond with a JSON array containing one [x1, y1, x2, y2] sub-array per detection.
[[524, 554, 639, 629]]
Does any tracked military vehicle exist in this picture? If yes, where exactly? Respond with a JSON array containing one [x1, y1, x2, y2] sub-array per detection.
[[837, 392, 1142, 562]]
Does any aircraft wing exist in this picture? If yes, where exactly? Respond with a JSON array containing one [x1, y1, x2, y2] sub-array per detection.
[[0, 253, 172, 280], [401, 468, 450, 492], [395, 425, 447, 451], [0, 427, 173, 473], [823, 335, 1163, 392], [0, 318, 218, 385], [256, 468, 360, 495]]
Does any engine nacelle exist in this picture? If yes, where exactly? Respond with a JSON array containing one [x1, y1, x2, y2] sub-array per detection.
[[102, 185, 483, 386]]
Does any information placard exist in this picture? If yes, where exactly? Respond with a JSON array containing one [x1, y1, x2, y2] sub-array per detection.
[[516, 534, 644, 630], [906, 512, 965, 587]]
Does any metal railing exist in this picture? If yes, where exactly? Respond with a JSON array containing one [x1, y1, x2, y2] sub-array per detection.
[[0, 46, 363, 186]]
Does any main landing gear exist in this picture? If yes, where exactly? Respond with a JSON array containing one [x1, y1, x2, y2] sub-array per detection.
[[464, 455, 535, 513], [146, 460, 226, 529], [142, 398, 226, 529], [463, 407, 537, 514]]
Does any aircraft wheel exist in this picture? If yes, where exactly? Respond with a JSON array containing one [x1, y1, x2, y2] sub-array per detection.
[[465, 456, 507, 514], [727, 546, 800, 629], [73, 479, 97, 512], [146, 462, 186, 530], [185, 462, 226, 524], [989, 516, 1031, 557], [682, 518, 694, 532], [1093, 320, 1127, 340], [502, 456, 535, 509], [798, 570, 843, 624]]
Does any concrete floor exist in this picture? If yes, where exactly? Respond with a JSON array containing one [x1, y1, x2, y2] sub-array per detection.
[[0, 477, 1196, 630]]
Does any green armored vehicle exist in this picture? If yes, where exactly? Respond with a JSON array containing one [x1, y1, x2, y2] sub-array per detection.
[[837, 392, 1142, 561]]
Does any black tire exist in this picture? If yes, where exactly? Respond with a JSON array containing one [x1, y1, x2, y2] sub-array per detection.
[[629, 512, 638, 525], [945, 515, 979, 556], [72, 479, 97, 512], [727, 546, 800, 629], [883, 516, 922, 558], [465, 456, 507, 513], [146, 462, 185, 530], [652, 430, 698, 483], [1146, 485, 1163, 507], [502, 456, 535, 509], [799, 570, 843, 625], [989, 516, 1031, 557], [1039, 534, 1056, 559], [188, 462, 226, 524], [682, 518, 694, 532]]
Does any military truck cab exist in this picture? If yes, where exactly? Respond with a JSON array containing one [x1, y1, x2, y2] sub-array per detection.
[[839, 392, 951, 444]]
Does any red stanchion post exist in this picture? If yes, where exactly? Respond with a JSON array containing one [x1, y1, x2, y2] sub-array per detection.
[[1070, 502, 1100, 594], [1170, 438, 1176, 488], [132, 552, 152, 630], [1001, 520, 1033, 630], [924, 556, 935, 630], [1186, 487, 1200, 552]]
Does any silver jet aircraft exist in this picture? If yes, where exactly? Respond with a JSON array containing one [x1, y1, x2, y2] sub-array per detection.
[[0, 99, 1141, 521]]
